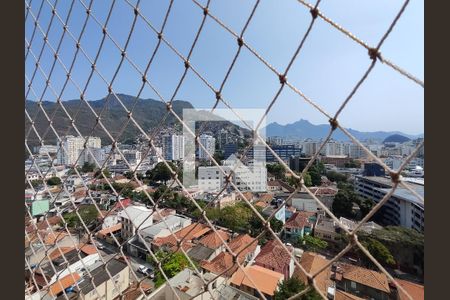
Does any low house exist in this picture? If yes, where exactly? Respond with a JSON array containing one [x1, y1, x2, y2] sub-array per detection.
[[152, 207, 176, 223], [188, 230, 231, 262], [394, 279, 424, 300], [140, 215, 192, 241], [201, 234, 259, 277], [332, 263, 391, 300], [314, 214, 382, 243], [148, 268, 225, 300], [267, 180, 295, 193], [294, 252, 333, 296], [127, 215, 192, 259], [254, 239, 294, 280], [230, 265, 284, 300], [76, 259, 130, 300], [284, 211, 316, 240], [151, 222, 211, 253]]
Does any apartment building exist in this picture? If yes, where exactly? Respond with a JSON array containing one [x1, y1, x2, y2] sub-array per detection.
[[162, 134, 185, 161], [354, 176, 424, 232]]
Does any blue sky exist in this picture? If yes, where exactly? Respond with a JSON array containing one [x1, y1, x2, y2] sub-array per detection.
[[25, 0, 424, 135]]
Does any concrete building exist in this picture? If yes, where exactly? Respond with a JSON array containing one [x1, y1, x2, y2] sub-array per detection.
[[223, 143, 238, 160], [249, 144, 301, 163], [76, 259, 129, 300], [354, 176, 424, 232], [117, 205, 154, 240], [162, 134, 185, 161], [56, 135, 101, 166], [344, 143, 367, 159], [123, 149, 142, 165], [320, 139, 344, 156], [198, 155, 267, 192], [198, 134, 216, 160]]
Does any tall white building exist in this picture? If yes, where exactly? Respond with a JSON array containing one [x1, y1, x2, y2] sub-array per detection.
[[162, 135, 185, 161], [344, 143, 367, 159], [56, 136, 101, 166], [321, 140, 344, 156], [198, 155, 267, 192], [198, 134, 216, 160]]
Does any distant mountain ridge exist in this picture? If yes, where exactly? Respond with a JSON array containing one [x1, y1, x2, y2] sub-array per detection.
[[265, 119, 423, 141], [25, 93, 250, 146]]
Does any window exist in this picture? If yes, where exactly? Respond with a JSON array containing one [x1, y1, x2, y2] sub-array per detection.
[[350, 281, 356, 289]]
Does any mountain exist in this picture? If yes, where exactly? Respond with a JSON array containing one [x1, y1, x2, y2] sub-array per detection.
[[25, 94, 250, 146], [383, 134, 411, 144], [265, 119, 422, 142]]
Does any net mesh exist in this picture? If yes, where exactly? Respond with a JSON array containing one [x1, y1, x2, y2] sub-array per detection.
[[25, 0, 424, 299]]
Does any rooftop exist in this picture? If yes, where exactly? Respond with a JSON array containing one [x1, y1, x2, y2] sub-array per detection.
[[230, 265, 284, 297], [285, 211, 316, 229], [335, 263, 390, 293], [77, 259, 128, 294], [294, 252, 332, 295], [254, 239, 293, 272], [395, 279, 424, 300]]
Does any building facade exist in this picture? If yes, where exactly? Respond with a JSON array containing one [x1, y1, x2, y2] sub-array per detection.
[[354, 176, 424, 232], [198, 134, 216, 160], [162, 134, 185, 161]]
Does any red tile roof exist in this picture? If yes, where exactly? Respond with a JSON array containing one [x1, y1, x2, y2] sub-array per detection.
[[285, 211, 315, 229], [198, 230, 231, 249], [201, 234, 258, 277], [254, 240, 292, 273], [49, 273, 81, 296], [294, 252, 332, 295], [336, 263, 390, 293], [395, 279, 424, 300], [152, 223, 210, 250], [335, 290, 365, 300], [231, 265, 284, 296]]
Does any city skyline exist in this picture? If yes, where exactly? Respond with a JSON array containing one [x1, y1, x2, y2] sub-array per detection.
[[26, 1, 424, 135]]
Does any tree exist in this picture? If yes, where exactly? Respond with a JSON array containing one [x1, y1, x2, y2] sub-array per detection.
[[297, 235, 328, 252], [30, 179, 44, 188], [287, 172, 312, 188], [150, 251, 191, 287], [63, 205, 99, 229], [148, 162, 175, 184], [308, 162, 325, 186], [360, 238, 396, 267], [46, 176, 61, 186], [274, 277, 322, 300], [332, 189, 355, 218], [94, 168, 111, 178], [267, 163, 286, 180], [344, 159, 361, 168], [326, 171, 348, 183], [81, 162, 96, 173]]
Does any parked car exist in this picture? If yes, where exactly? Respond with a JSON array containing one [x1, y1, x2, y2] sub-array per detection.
[[137, 265, 154, 279]]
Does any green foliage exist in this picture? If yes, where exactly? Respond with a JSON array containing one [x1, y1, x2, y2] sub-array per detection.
[[46, 176, 61, 186], [274, 277, 322, 300], [267, 163, 286, 180], [297, 235, 328, 252], [308, 162, 325, 186], [151, 251, 191, 288], [361, 238, 396, 267], [81, 162, 96, 173], [287, 172, 312, 188], [326, 171, 348, 183], [63, 205, 98, 228], [332, 189, 355, 218], [147, 162, 176, 184], [30, 179, 44, 188], [344, 159, 361, 168], [94, 168, 111, 178]]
